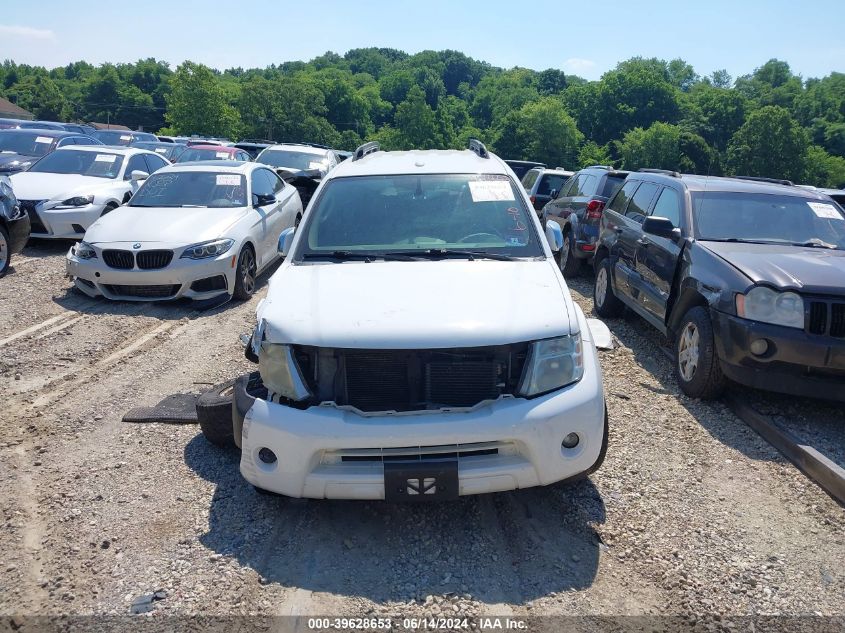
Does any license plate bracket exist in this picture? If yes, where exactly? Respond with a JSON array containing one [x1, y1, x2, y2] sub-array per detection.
[[384, 461, 459, 502]]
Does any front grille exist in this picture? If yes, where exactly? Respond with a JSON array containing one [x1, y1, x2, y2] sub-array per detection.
[[103, 284, 180, 299], [137, 250, 173, 269], [330, 442, 508, 463], [19, 200, 46, 233], [807, 299, 845, 338], [102, 249, 134, 269], [320, 346, 527, 413]]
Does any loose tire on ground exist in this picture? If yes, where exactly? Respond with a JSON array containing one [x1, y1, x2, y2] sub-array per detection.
[[0, 223, 9, 277], [593, 255, 624, 318], [674, 306, 725, 399], [197, 379, 237, 448]]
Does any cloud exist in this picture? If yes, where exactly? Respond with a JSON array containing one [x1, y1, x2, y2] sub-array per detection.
[[0, 25, 55, 40], [562, 57, 596, 73]]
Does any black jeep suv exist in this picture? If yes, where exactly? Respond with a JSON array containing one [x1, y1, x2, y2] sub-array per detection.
[[593, 170, 845, 401]]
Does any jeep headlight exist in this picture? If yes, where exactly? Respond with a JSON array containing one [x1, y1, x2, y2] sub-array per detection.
[[72, 241, 97, 260], [258, 342, 311, 402], [736, 286, 804, 329], [518, 334, 584, 397]]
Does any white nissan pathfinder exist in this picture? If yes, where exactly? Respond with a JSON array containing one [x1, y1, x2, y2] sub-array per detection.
[[226, 140, 608, 500]]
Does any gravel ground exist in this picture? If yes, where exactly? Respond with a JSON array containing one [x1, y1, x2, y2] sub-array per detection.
[[0, 243, 843, 626]]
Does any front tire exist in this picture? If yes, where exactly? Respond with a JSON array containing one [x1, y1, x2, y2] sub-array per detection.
[[593, 256, 624, 318], [0, 224, 9, 277], [674, 306, 725, 399], [232, 245, 257, 301]]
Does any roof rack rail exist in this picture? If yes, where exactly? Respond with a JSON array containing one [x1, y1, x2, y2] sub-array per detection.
[[352, 141, 380, 161], [468, 139, 489, 159], [584, 165, 612, 170], [730, 175, 794, 186], [638, 168, 680, 178]]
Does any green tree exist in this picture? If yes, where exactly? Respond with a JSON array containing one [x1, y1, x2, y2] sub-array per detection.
[[165, 62, 240, 138], [393, 85, 440, 149], [685, 84, 748, 150], [493, 97, 583, 167], [804, 145, 845, 187], [618, 122, 714, 173], [6, 75, 68, 120], [726, 106, 809, 181], [577, 141, 613, 168]]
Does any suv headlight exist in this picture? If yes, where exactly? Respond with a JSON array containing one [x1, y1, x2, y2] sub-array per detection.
[[73, 241, 97, 260], [518, 334, 584, 397], [736, 286, 804, 329], [258, 342, 312, 402], [180, 238, 235, 259], [58, 195, 94, 208]]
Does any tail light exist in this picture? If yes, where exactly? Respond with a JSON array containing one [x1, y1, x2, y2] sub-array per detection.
[[586, 199, 605, 219], [530, 195, 536, 205]]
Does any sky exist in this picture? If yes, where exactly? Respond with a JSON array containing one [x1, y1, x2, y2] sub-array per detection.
[[1, 0, 844, 82]]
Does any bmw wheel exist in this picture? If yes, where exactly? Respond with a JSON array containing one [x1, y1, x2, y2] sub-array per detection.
[[233, 246, 257, 300]]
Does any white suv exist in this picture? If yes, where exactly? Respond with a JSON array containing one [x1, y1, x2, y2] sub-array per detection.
[[255, 143, 338, 178], [226, 140, 608, 500]]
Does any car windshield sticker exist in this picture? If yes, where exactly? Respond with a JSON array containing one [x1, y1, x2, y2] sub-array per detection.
[[94, 154, 117, 163], [216, 152, 229, 159], [468, 180, 515, 202], [308, 161, 324, 169], [120, 135, 131, 141], [807, 202, 843, 220], [155, 148, 167, 153], [216, 174, 240, 186], [35, 136, 53, 144]]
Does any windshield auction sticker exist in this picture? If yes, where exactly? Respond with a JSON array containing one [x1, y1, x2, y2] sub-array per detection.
[[216, 174, 240, 186], [807, 202, 843, 219], [468, 180, 515, 202], [216, 152, 229, 159], [35, 136, 53, 144], [120, 135, 131, 141], [94, 154, 117, 163]]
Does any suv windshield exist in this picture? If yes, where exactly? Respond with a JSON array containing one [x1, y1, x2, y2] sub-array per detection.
[[693, 192, 845, 249], [129, 172, 247, 208], [0, 132, 57, 156], [257, 149, 328, 171], [27, 150, 124, 179], [296, 174, 543, 259]]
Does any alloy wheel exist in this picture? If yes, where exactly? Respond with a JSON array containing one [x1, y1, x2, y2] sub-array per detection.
[[241, 250, 256, 295], [595, 267, 608, 307], [677, 322, 700, 382], [560, 235, 570, 272]]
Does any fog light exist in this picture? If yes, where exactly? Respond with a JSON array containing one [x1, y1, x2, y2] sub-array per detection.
[[258, 447, 277, 464], [562, 433, 580, 449], [750, 339, 769, 356]]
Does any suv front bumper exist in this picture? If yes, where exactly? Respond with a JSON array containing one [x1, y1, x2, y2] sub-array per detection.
[[712, 310, 845, 401]]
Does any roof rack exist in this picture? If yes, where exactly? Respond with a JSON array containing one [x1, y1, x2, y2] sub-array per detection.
[[468, 139, 489, 159], [638, 168, 680, 178], [730, 175, 794, 186], [352, 141, 380, 162]]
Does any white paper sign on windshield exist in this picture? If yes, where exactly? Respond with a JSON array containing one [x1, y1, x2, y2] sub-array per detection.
[[216, 174, 240, 186], [120, 135, 131, 141], [94, 154, 116, 163], [807, 202, 843, 219], [35, 136, 53, 144], [155, 148, 167, 153], [308, 161, 325, 169], [468, 180, 515, 202], [216, 152, 229, 159]]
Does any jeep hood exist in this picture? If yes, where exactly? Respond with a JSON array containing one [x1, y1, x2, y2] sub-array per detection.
[[258, 259, 573, 348], [702, 241, 845, 294]]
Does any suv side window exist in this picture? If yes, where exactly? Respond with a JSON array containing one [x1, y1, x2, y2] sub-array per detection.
[[573, 174, 598, 197], [521, 169, 539, 190], [607, 181, 639, 213], [651, 187, 682, 227], [626, 182, 659, 223]]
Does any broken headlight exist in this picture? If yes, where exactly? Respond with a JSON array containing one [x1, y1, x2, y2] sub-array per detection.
[[518, 334, 584, 397], [73, 241, 97, 260], [258, 342, 311, 402]]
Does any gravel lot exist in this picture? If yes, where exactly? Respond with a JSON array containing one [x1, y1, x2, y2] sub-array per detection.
[[1, 243, 843, 626]]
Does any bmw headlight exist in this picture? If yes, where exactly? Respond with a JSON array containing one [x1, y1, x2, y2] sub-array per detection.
[[180, 238, 235, 260], [73, 241, 97, 260], [518, 334, 584, 397], [58, 195, 95, 208], [258, 342, 312, 402], [736, 286, 804, 329]]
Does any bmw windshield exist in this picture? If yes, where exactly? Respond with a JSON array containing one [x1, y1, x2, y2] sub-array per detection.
[[295, 174, 543, 260], [693, 192, 845, 250], [129, 171, 247, 208]]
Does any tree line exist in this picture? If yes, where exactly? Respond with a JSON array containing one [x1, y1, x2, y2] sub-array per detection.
[[2, 50, 844, 187]]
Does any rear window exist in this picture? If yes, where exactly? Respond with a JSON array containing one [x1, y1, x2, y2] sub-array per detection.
[[600, 175, 627, 198], [521, 169, 539, 190], [537, 174, 569, 196]]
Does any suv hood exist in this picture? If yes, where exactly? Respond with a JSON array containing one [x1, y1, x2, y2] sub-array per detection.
[[258, 259, 573, 348], [8, 171, 117, 201], [84, 205, 247, 246], [703, 241, 845, 294]]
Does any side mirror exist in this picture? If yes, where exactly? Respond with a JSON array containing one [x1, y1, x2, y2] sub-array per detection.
[[545, 219, 563, 252], [642, 216, 678, 239], [130, 170, 149, 182], [278, 226, 296, 257], [253, 193, 276, 207]]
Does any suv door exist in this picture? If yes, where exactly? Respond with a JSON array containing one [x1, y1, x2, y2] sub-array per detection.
[[635, 186, 684, 324]]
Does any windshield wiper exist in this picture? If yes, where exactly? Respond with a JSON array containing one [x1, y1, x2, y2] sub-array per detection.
[[702, 238, 789, 245], [301, 251, 376, 262], [794, 239, 838, 249], [382, 249, 516, 261]]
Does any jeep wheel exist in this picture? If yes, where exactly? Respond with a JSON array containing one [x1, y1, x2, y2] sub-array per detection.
[[593, 256, 624, 318], [674, 307, 725, 399]]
